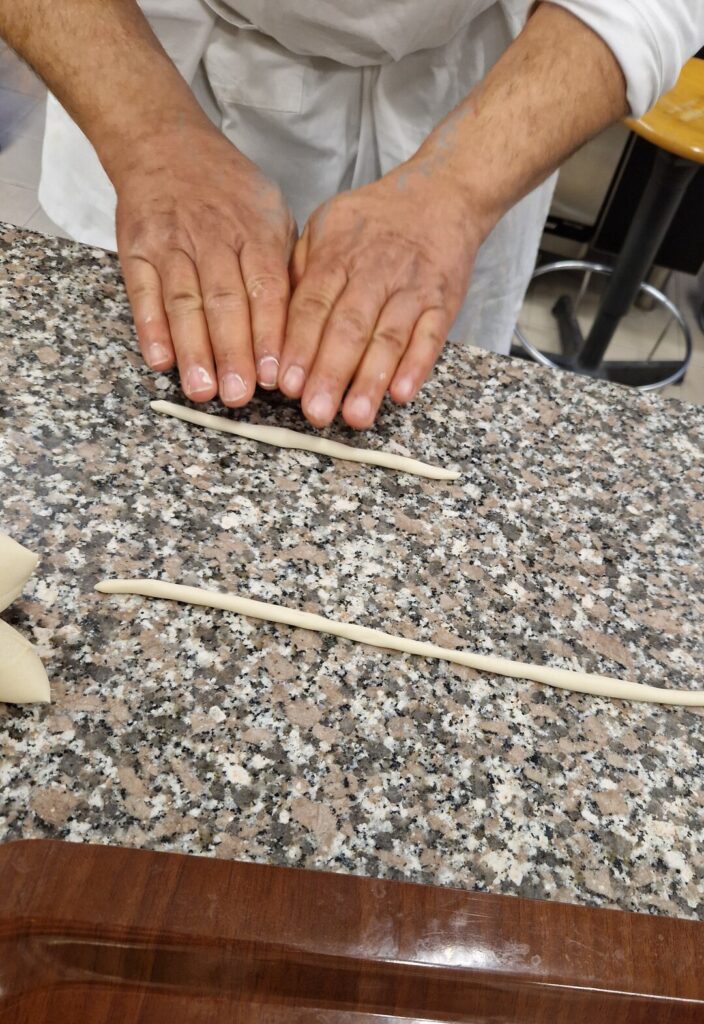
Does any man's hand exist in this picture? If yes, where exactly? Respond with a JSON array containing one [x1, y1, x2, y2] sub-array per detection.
[[0, 0, 297, 408], [278, 166, 480, 430], [280, 2, 627, 430], [2, 1, 626, 423], [114, 122, 296, 406]]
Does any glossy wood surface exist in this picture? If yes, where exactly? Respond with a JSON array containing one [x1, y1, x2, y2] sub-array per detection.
[[1, 840, 703, 1022], [628, 58, 704, 162]]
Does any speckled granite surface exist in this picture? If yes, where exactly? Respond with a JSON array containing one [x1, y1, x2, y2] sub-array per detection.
[[1, 223, 704, 920]]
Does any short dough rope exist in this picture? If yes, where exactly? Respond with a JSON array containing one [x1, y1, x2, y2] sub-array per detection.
[[151, 400, 460, 481], [95, 578, 704, 707]]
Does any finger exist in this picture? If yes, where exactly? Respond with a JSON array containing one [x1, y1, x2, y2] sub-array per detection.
[[389, 307, 448, 405], [278, 260, 348, 402], [160, 249, 217, 402], [198, 246, 255, 408], [300, 277, 386, 428], [121, 256, 176, 372], [342, 291, 423, 429], [240, 241, 290, 391]]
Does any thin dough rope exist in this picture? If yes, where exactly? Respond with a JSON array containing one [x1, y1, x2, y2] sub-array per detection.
[[150, 400, 460, 481], [95, 579, 704, 707]]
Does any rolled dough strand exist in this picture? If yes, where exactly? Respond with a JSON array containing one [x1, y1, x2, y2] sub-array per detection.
[[0, 620, 51, 704], [150, 400, 460, 482], [95, 578, 704, 708], [0, 533, 39, 612]]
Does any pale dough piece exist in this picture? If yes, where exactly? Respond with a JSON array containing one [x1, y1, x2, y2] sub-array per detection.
[[150, 400, 460, 482], [0, 619, 50, 704], [0, 533, 39, 612], [0, 533, 50, 703], [96, 578, 704, 707]]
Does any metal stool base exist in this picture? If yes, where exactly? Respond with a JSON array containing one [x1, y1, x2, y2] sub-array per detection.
[[513, 260, 692, 393]]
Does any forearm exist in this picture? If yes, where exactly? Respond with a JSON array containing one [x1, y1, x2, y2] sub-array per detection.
[[410, 2, 628, 241], [0, 1, 209, 183]]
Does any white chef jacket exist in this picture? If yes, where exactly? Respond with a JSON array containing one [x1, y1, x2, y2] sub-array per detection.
[[38, 0, 704, 355]]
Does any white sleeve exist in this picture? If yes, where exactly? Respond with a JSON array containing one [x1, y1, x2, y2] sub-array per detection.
[[547, 0, 704, 116]]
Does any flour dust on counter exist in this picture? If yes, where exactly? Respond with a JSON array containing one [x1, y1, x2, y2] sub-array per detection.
[[2, 223, 704, 923]]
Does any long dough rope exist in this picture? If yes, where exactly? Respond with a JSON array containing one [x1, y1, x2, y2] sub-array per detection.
[[150, 400, 460, 481], [95, 579, 704, 707]]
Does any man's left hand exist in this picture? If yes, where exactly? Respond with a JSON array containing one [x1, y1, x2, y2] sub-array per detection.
[[278, 163, 482, 429]]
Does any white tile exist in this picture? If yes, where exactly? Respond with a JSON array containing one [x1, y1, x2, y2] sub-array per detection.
[[0, 86, 37, 137], [0, 49, 44, 98], [0, 132, 43, 188], [517, 264, 704, 406], [24, 205, 68, 239], [662, 324, 704, 404], [16, 97, 47, 141], [0, 181, 38, 227]]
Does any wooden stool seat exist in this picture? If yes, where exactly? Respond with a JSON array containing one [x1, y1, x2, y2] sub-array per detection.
[[627, 59, 704, 163]]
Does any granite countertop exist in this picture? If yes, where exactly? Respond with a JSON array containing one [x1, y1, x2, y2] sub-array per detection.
[[1, 223, 704, 921]]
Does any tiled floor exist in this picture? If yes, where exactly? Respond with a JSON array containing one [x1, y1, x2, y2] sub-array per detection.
[[517, 265, 704, 404], [0, 41, 703, 406], [0, 41, 64, 237]]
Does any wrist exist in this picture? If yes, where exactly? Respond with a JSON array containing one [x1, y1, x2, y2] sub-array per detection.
[[84, 49, 214, 190], [400, 137, 502, 248], [98, 104, 215, 190]]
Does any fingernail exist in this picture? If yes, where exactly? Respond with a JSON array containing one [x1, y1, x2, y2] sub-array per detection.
[[306, 393, 335, 424], [146, 342, 171, 369], [347, 394, 372, 424], [394, 376, 415, 403], [184, 365, 215, 396], [281, 364, 306, 396], [221, 372, 248, 404], [257, 355, 279, 389]]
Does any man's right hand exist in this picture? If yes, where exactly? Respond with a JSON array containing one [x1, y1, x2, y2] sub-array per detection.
[[0, 1, 298, 407], [0, 2, 297, 408], [113, 120, 297, 406]]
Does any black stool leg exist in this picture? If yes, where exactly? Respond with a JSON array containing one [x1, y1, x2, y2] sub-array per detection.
[[576, 148, 698, 372]]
